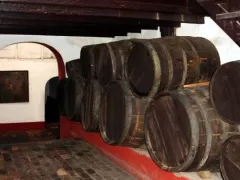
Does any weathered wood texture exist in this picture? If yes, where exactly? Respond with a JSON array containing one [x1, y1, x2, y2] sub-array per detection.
[[81, 80, 103, 132], [127, 37, 219, 98], [99, 80, 150, 147], [210, 60, 240, 125], [220, 134, 240, 180], [65, 59, 83, 79], [145, 85, 238, 172], [80, 45, 96, 80], [94, 40, 134, 87], [0, 0, 206, 36]]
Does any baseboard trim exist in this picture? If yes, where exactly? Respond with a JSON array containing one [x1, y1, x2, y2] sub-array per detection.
[[0, 122, 45, 131]]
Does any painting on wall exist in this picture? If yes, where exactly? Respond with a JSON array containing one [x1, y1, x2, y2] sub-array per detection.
[[0, 71, 29, 103]]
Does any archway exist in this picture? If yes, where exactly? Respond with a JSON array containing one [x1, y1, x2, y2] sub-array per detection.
[[0, 42, 64, 135], [0, 41, 65, 80]]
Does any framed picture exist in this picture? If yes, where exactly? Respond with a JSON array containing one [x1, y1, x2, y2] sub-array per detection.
[[0, 71, 29, 103]]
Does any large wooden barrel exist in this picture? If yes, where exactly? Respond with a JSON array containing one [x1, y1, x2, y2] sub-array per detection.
[[99, 80, 150, 147], [80, 45, 95, 80], [65, 59, 83, 79], [65, 78, 85, 121], [210, 61, 240, 124], [81, 80, 103, 132], [220, 134, 240, 180], [161, 36, 221, 84], [94, 43, 116, 87], [145, 86, 238, 172], [127, 39, 187, 97]]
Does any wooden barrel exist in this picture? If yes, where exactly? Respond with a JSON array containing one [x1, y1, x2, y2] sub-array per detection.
[[220, 134, 240, 180], [127, 39, 187, 97], [94, 43, 116, 87], [56, 78, 68, 116], [80, 45, 95, 80], [145, 86, 238, 172], [81, 80, 103, 132], [161, 36, 221, 84], [108, 40, 134, 80], [65, 78, 85, 121], [65, 59, 83, 79], [210, 61, 240, 125], [99, 80, 150, 147]]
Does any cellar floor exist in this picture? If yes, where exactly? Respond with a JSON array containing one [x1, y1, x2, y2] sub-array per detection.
[[0, 139, 136, 180]]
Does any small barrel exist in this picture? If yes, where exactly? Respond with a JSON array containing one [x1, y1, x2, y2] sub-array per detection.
[[99, 80, 150, 147], [210, 61, 240, 124], [65, 78, 85, 121], [145, 86, 237, 172], [81, 80, 103, 132], [220, 134, 240, 180], [65, 59, 83, 79], [127, 39, 187, 97], [94, 43, 116, 87], [80, 45, 95, 80], [161, 36, 220, 84]]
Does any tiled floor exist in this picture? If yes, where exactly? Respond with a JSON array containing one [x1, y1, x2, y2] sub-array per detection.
[[0, 139, 136, 180]]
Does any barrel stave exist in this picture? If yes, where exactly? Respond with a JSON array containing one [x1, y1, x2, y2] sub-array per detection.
[[109, 40, 134, 80], [80, 45, 96, 80], [95, 44, 116, 87], [81, 80, 102, 132], [127, 40, 161, 98], [145, 92, 199, 172]]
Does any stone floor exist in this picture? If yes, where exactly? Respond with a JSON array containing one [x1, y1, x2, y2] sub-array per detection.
[[0, 139, 136, 180]]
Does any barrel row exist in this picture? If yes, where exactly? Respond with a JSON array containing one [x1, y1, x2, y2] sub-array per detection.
[[61, 36, 220, 123], [77, 36, 220, 97]]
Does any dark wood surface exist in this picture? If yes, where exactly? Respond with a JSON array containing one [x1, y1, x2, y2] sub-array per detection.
[[145, 86, 238, 172], [81, 80, 103, 132], [220, 134, 240, 180], [145, 91, 198, 172], [185, 86, 237, 171], [95, 44, 116, 87], [65, 59, 83, 79], [108, 40, 134, 80], [80, 45, 96, 80], [0, 0, 206, 37], [210, 61, 240, 124], [183, 37, 221, 82], [100, 80, 150, 147], [127, 40, 160, 97]]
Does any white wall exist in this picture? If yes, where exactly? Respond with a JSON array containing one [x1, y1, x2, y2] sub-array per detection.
[[0, 43, 58, 123]]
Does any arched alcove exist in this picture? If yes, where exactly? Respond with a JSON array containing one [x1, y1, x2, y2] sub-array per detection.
[[0, 42, 63, 131]]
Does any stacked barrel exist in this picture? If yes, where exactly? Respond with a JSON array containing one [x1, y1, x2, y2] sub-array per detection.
[[209, 60, 240, 180], [62, 36, 240, 177], [58, 59, 84, 122]]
